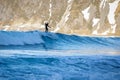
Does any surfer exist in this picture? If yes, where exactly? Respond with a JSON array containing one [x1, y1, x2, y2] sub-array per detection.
[[44, 21, 50, 32]]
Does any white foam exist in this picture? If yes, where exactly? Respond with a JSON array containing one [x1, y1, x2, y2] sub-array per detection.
[[3, 25, 10, 31], [0, 50, 119, 57], [17, 28, 20, 31], [52, 26, 60, 32]]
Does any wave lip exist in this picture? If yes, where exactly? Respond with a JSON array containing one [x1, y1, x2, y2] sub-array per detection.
[[0, 31, 44, 45]]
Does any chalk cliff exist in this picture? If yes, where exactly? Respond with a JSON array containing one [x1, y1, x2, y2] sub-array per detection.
[[0, 0, 120, 36]]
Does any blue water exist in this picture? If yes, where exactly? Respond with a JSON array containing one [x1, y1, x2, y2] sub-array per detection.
[[0, 31, 120, 80], [0, 54, 120, 80]]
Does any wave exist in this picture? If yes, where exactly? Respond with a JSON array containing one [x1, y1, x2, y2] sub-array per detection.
[[0, 54, 120, 80], [0, 31, 120, 51]]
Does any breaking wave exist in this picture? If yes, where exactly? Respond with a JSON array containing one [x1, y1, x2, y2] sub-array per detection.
[[0, 30, 120, 52]]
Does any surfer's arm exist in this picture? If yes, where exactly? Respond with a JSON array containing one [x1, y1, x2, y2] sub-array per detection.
[[48, 26, 51, 28]]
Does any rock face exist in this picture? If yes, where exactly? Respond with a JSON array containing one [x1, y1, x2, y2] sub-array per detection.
[[0, 0, 120, 36]]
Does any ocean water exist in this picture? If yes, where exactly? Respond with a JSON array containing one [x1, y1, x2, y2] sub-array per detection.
[[0, 31, 120, 80]]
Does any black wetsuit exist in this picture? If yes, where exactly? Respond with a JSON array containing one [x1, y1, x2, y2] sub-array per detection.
[[45, 23, 49, 32]]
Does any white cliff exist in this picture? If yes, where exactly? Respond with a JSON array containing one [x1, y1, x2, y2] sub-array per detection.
[[0, 0, 120, 36]]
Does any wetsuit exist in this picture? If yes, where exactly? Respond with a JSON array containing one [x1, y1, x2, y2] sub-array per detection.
[[45, 23, 49, 32]]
